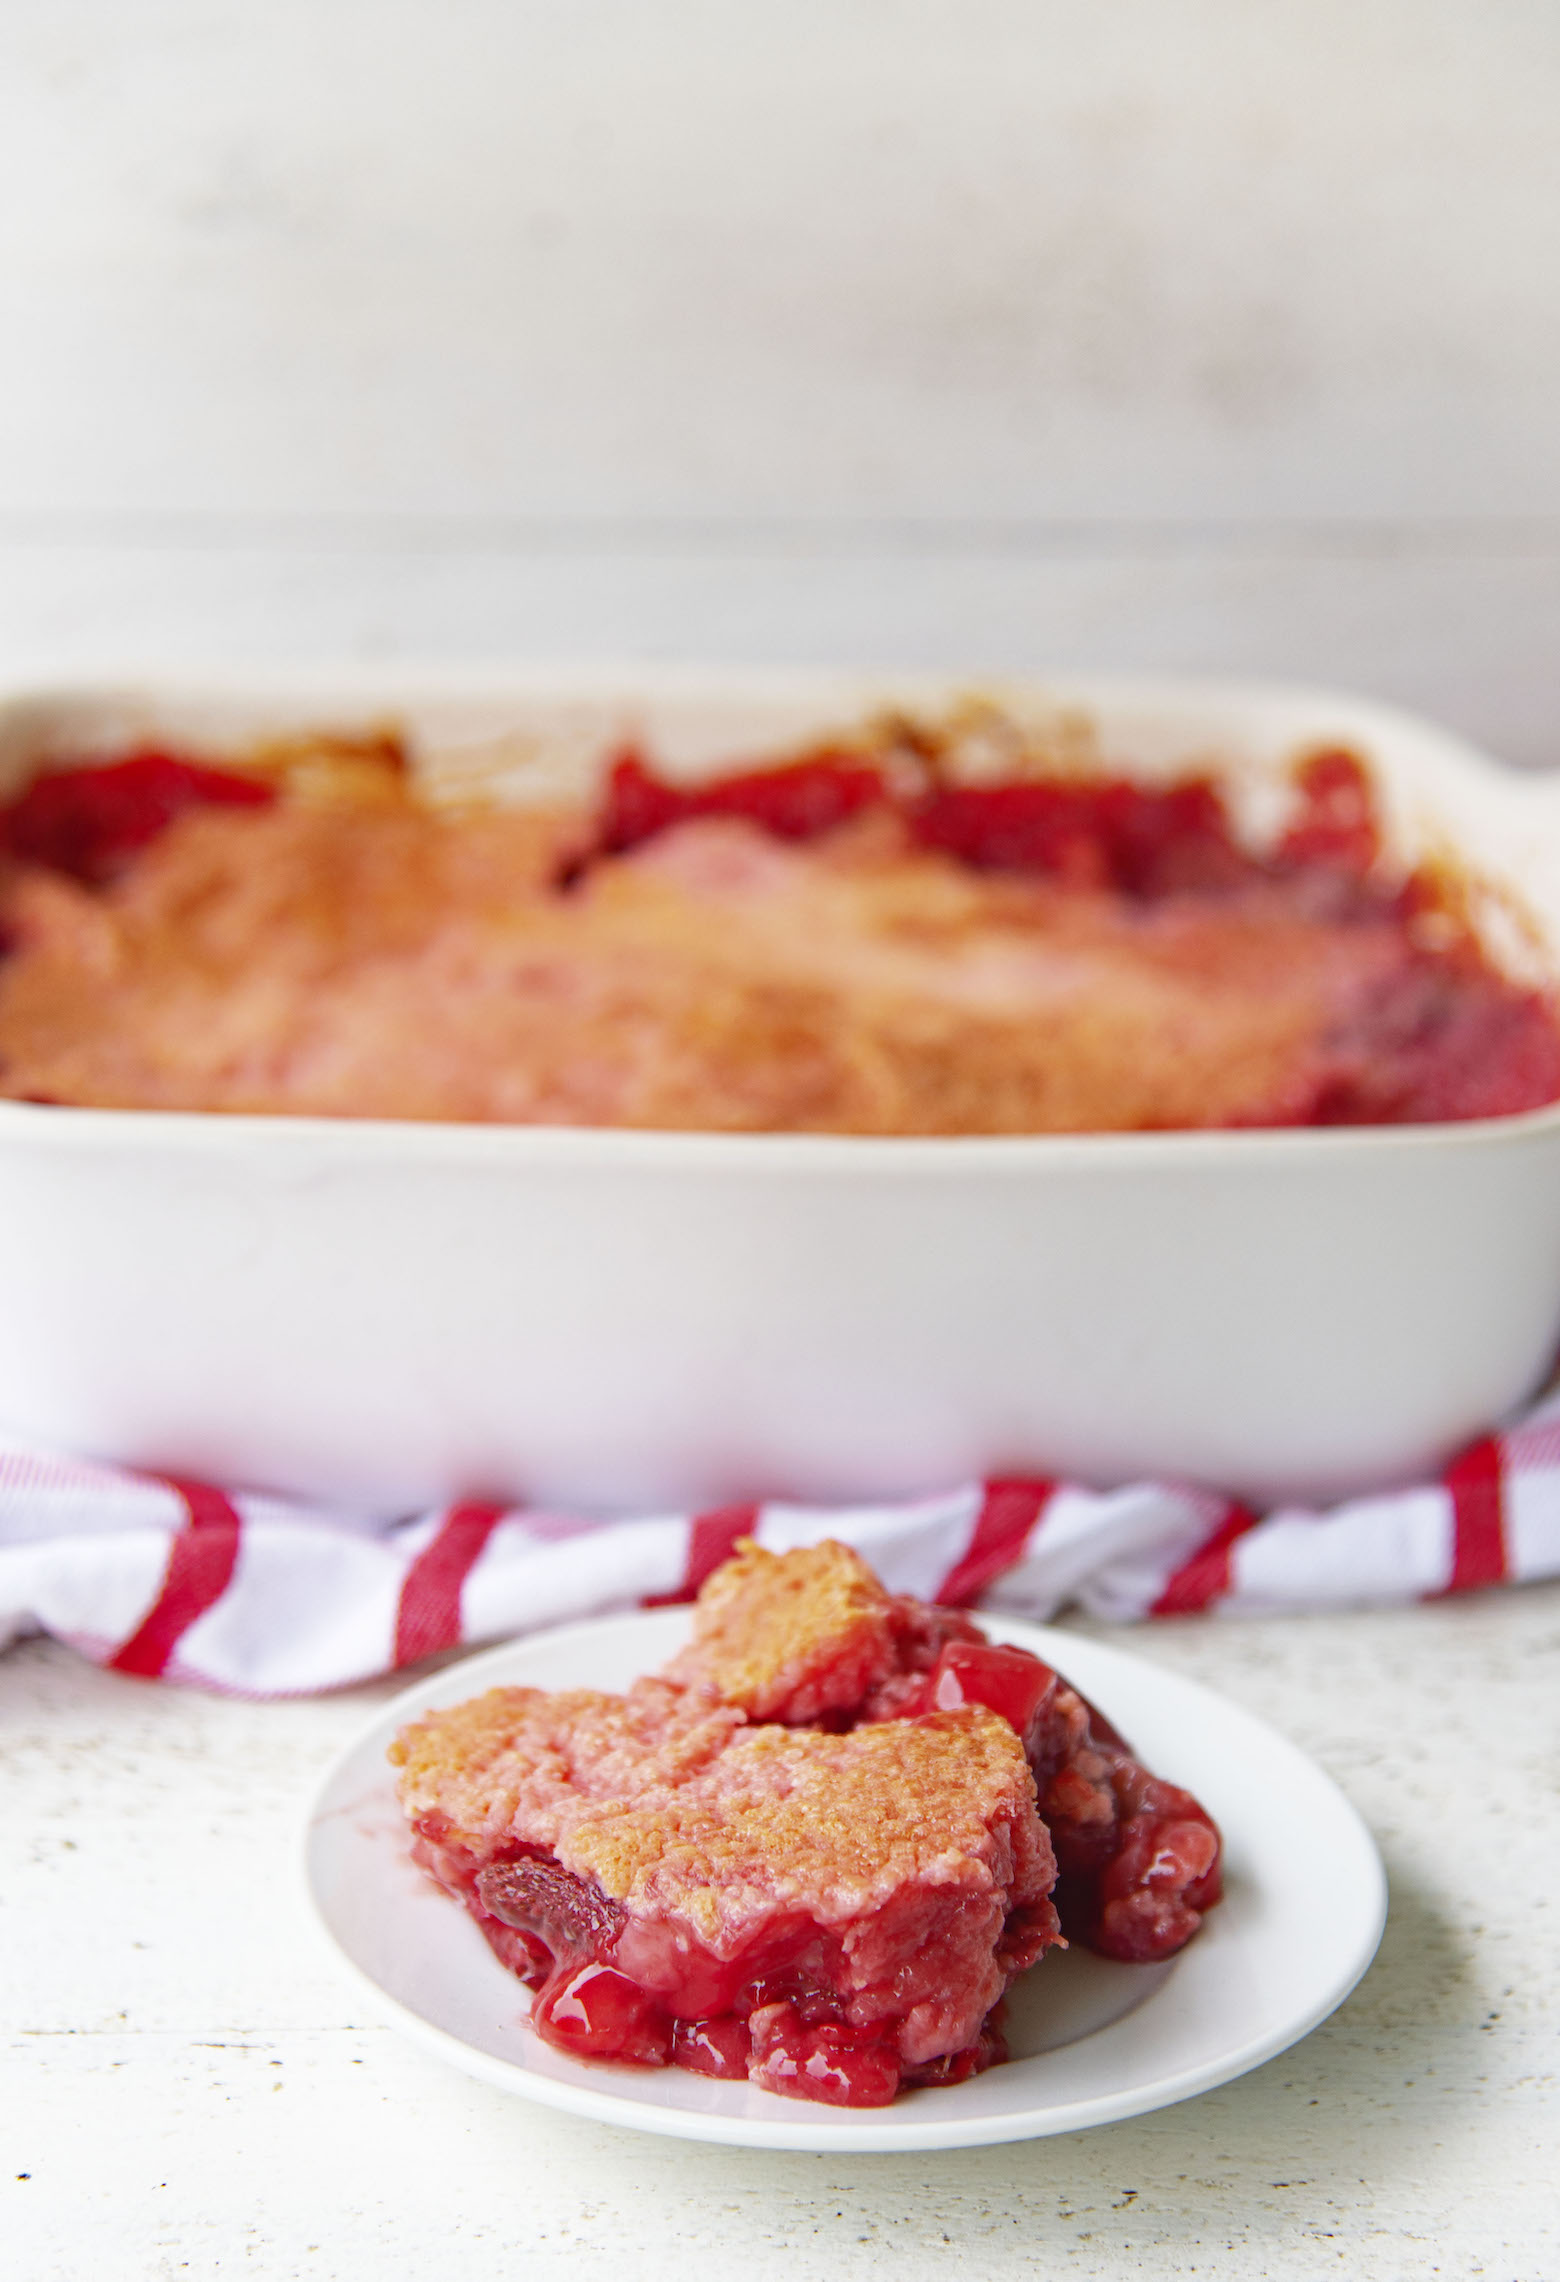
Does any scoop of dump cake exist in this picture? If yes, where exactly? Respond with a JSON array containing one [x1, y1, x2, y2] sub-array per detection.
[[395, 1669, 1056, 2101], [390, 1539, 1222, 2105]]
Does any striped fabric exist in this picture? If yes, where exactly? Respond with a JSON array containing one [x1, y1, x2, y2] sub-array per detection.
[[3, 1401, 1559, 1698]]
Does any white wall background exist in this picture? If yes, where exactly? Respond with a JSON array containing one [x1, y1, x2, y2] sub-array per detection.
[[2, 1, 1558, 758]]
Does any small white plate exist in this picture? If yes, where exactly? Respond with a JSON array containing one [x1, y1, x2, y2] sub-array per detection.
[[302, 1610, 1386, 2152]]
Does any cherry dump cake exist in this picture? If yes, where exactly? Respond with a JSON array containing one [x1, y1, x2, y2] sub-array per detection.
[[389, 1541, 1222, 2106], [0, 713, 1556, 1131]]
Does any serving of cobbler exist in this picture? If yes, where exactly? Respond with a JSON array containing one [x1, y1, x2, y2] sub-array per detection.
[[390, 1542, 1222, 2108], [0, 710, 1556, 1130]]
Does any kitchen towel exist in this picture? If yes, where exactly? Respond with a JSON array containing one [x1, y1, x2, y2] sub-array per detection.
[[2, 1395, 1558, 1696]]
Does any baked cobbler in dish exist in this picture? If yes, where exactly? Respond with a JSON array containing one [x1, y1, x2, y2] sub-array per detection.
[[0, 713, 1556, 1130], [389, 1542, 1222, 2107]]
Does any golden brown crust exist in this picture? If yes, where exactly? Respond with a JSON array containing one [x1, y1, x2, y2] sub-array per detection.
[[393, 1682, 1047, 1955], [390, 1678, 746, 1866], [0, 794, 1431, 1131], [664, 1538, 898, 1722], [563, 1711, 1043, 1945]]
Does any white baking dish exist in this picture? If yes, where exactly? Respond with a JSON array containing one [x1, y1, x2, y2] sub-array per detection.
[[2, 667, 1558, 1515]]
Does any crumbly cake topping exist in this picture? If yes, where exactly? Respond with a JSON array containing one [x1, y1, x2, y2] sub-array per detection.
[[3, 790, 1534, 1132], [389, 1677, 745, 1858], [390, 1657, 1048, 1956], [666, 1538, 898, 1722], [561, 1709, 1044, 1948]]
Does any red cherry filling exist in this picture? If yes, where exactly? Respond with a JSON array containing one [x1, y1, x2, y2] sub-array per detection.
[[909, 1638, 1223, 1964], [748, 2003, 904, 2108], [909, 773, 1246, 896], [925, 1640, 1060, 1749], [1093, 1812, 1222, 1960], [904, 2011, 1009, 2089], [671, 2015, 752, 2080], [454, 1842, 1037, 2103], [1046, 1755, 1224, 1963], [590, 745, 1250, 901], [599, 749, 888, 855], [525, 1913, 949, 2103], [476, 1851, 627, 1959], [446, 1834, 928, 2103], [2, 749, 275, 883], [532, 1960, 671, 2066]]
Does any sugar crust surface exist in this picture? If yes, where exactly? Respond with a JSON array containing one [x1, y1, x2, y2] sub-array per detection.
[[665, 1538, 899, 1722], [0, 794, 1435, 1130], [393, 1680, 1047, 1952]]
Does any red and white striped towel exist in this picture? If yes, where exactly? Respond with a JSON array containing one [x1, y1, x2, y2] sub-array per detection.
[[4, 1396, 1560, 1697]]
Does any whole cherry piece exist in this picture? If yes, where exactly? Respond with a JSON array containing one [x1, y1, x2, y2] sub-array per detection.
[[926, 1639, 1059, 1753], [531, 1960, 671, 2067]]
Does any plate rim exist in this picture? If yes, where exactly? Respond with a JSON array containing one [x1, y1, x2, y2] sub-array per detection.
[[300, 1609, 1388, 2153]]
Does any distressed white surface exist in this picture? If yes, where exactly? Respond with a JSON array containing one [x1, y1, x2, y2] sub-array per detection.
[[5, 1590, 1558, 2280], [3, 536, 1560, 771], [2, 0, 1558, 520], [0, 2, 1558, 762]]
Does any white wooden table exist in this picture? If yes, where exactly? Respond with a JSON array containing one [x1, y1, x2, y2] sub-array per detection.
[[4, 2, 1560, 770], [6, 1583, 1556, 2281]]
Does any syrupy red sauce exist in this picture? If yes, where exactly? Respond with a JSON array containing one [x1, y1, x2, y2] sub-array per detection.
[[3, 733, 1558, 1129]]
